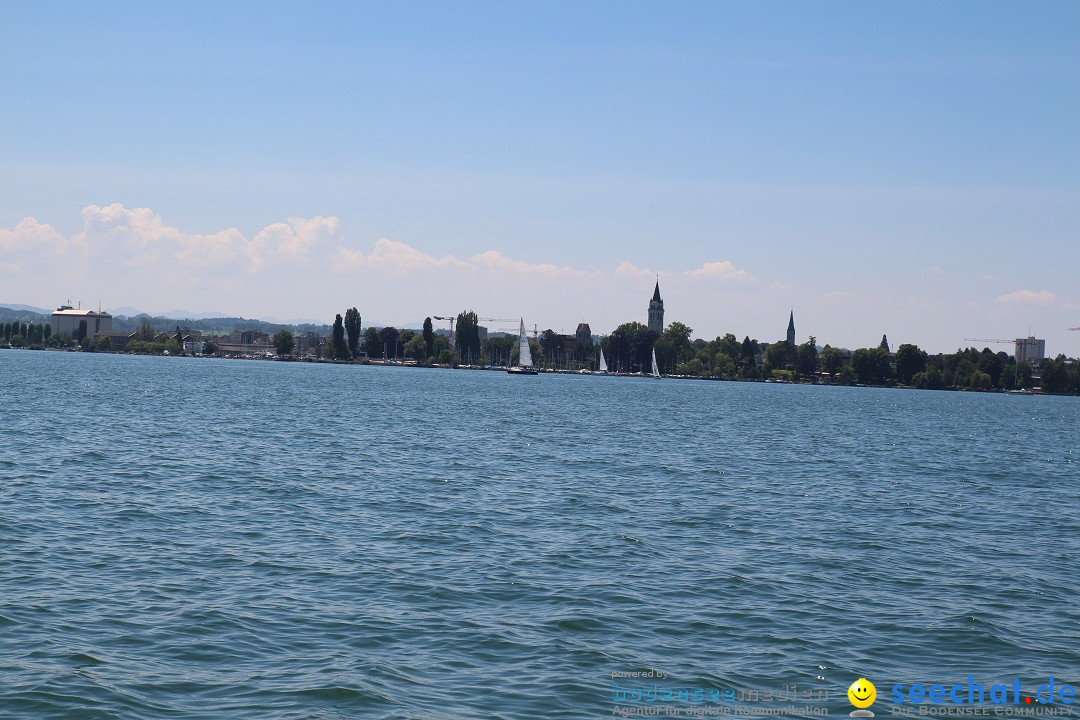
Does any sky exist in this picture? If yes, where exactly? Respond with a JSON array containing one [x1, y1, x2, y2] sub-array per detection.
[[2, 0, 1078, 354]]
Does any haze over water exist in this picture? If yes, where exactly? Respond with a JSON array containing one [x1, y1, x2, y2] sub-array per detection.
[[2, 351, 1078, 718]]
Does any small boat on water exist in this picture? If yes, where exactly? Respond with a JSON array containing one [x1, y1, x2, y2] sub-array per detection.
[[597, 347, 608, 375], [651, 348, 661, 378], [507, 319, 538, 376]]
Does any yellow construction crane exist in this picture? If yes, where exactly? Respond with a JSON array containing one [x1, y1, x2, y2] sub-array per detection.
[[963, 337, 1012, 345]]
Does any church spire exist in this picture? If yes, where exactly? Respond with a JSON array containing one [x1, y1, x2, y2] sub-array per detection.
[[786, 310, 795, 347], [648, 278, 665, 334]]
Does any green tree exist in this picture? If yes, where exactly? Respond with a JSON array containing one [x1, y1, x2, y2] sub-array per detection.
[[540, 329, 560, 366], [712, 351, 736, 378], [203, 340, 218, 355], [765, 341, 790, 370], [364, 326, 382, 358], [454, 311, 481, 364], [913, 366, 944, 389], [661, 322, 693, 367], [850, 347, 892, 385], [405, 335, 426, 362], [379, 326, 400, 360], [95, 336, 112, 352], [969, 370, 992, 390], [273, 330, 295, 357], [740, 336, 758, 368], [716, 333, 739, 362], [138, 318, 154, 340], [77, 319, 88, 342], [976, 349, 1004, 387], [422, 317, 434, 359], [331, 314, 348, 359], [820, 345, 843, 375], [796, 337, 818, 376], [344, 307, 362, 358], [1040, 356, 1070, 393], [1017, 361, 1033, 389], [175, 325, 183, 349], [894, 344, 928, 385]]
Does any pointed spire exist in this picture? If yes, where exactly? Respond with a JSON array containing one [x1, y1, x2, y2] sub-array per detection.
[[652, 278, 662, 303], [787, 310, 795, 331]]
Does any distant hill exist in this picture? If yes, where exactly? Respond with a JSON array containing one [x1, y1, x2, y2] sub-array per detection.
[[109, 314, 331, 336], [0, 303, 50, 314], [0, 304, 331, 335], [0, 306, 51, 325]]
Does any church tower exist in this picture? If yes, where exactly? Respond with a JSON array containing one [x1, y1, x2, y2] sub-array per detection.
[[786, 311, 796, 348], [648, 280, 664, 334]]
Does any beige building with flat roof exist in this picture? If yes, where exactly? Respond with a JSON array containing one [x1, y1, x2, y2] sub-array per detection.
[[51, 305, 113, 339]]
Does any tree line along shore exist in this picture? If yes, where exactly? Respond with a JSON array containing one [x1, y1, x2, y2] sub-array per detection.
[[3, 308, 1078, 395]]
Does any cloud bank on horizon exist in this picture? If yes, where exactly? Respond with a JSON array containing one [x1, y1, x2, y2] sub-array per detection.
[[2, 204, 1075, 354]]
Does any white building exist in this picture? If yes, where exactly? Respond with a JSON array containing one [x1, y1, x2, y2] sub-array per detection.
[[51, 305, 113, 340], [1015, 336, 1046, 366]]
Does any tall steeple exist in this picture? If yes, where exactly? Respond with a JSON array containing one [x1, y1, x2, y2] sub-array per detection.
[[648, 279, 664, 334], [786, 310, 796, 348]]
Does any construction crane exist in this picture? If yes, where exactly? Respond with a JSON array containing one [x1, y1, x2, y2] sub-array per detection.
[[1069, 327, 1080, 331], [433, 316, 454, 346], [478, 317, 515, 324], [963, 337, 1012, 345]]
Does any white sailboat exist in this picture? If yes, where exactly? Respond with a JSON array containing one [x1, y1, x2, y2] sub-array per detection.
[[507, 319, 538, 375], [651, 348, 661, 378], [598, 347, 608, 375]]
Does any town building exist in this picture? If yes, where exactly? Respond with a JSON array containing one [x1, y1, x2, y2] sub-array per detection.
[[51, 304, 113, 339], [575, 323, 593, 360], [1015, 337, 1046, 366], [648, 281, 664, 334], [295, 332, 324, 358], [786, 311, 795, 348]]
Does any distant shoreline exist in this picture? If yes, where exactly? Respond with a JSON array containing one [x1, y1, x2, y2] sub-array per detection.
[[4, 346, 1073, 396]]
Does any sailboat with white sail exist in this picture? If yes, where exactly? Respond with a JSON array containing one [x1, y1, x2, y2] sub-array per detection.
[[597, 347, 608, 375], [507, 319, 539, 375], [651, 348, 661, 378]]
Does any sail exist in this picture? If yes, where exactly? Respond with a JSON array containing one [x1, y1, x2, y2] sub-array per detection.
[[518, 319, 533, 368], [651, 349, 660, 377], [599, 348, 608, 373]]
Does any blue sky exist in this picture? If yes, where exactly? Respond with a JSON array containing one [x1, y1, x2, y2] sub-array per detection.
[[2, 1, 1078, 353]]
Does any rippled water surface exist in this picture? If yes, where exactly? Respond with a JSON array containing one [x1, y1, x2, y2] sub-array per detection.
[[2, 350, 1078, 719]]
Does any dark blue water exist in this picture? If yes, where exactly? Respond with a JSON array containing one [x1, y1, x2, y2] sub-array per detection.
[[1, 350, 1078, 719]]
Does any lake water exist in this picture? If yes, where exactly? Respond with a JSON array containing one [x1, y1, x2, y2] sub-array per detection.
[[1, 350, 1078, 719]]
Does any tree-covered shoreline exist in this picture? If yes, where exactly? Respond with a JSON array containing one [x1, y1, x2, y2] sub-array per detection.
[[4, 305, 1077, 395]]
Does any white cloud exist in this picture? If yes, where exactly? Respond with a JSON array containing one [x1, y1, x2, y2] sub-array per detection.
[[337, 238, 467, 273], [613, 260, 654, 277], [76, 203, 254, 270], [0, 217, 68, 271], [995, 289, 1056, 306], [471, 250, 587, 278], [683, 260, 755, 283], [253, 216, 341, 260]]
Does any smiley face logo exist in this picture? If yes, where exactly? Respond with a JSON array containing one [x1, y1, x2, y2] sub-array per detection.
[[848, 678, 876, 709]]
